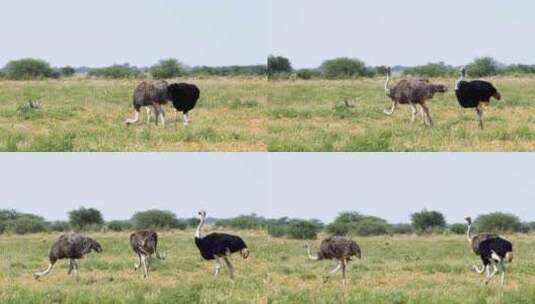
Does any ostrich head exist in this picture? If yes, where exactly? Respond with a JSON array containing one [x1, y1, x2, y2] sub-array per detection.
[[198, 210, 207, 219], [460, 66, 467, 78], [432, 84, 448, 93], [464, 217, 472, 225], [91, 239, 103, 253]]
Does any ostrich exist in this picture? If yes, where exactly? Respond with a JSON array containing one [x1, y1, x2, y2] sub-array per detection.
[[455, 66, 501, 129], [125, 80, 169, 127], [33, 233, 102, 280], [167, 83, 200, 126], [305, 236, 361, 285], [465, 217, 513, 285], [130, 229, 165, 279], [383, 67, 448, 126], [194, 210, 249, 281]]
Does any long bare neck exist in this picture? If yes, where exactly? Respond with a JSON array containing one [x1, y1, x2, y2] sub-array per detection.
[[456, 70, 465, 90], [384, 72, 391, 96], [466, 223, 473, 243], [305, 246, 319, 260], [195, 217, 205, 238]]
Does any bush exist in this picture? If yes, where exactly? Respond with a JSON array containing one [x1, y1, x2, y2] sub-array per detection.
[[9, 216, 47, 234], [466, 57, 499, 77], [326, 212, 390, 236], [449, 223, 467, 235], [4, 58, 54, 80], [320, 58, 368, 79], [131, 209, 184, 230], [296, 69, 320, 80], [68, 207, 104, 230], [268, 55, 292, 77], [88, 64, 141, 78], [353, 218, 390, 236], [474, 212, 522, 233], [48, 221, 71, 232], [60, 66, 76, 77], [411, 209, 446, 233], [267, 225, 288, 238], [0, 221, 5, 234], [391, 223, 414, 234], [107, 220, 133, 232], [286, 220, 321, 240], [403, 62, 455, 78], [150, 58, 183, 79]]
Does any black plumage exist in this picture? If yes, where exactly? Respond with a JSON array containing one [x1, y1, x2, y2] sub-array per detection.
[[130, 229, 164, 278], [167, 83, 200, 125], [306, 236, 361, 285], [455, 67, 501, 129], [34, 233, 102, 280], [194, 211, 249, 281]]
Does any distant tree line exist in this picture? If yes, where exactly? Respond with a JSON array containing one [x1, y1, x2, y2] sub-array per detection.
[[0, 57, 267, 80], [267, 55, 535, 80], [2, 207, 534, 241]]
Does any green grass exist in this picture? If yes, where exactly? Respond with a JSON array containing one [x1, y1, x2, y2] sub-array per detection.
[[0, 78, 268, 151], [267, 77, 535, 151], [2, 231, 535, 303]]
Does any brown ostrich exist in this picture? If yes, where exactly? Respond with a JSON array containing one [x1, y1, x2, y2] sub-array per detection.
[[33, 233, 102, 280], [125, 80, 169, 126], [305, 236, 361, 285], [383, 67, 448, 126], [130, 229, 165, 279]]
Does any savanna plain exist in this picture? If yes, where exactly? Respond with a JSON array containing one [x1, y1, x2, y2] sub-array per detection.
[[1, 230, 535, 303], [2, 77, 535, 151]]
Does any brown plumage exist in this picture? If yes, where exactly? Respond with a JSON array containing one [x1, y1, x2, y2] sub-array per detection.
[[33, 233, 102, 280], [130, 229, 164, 278], [305, 236, 361, 285], [383, 67, 448, 126], [125, 80, 169, 126]]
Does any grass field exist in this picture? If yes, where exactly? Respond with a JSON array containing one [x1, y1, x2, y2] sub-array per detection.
[[2, 231, 535, 303], [267, 77, 535, 151], [0, 78, 267, 152]]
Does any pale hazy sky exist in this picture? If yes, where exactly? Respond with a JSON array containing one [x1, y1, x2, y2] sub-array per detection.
[[1, 154, 534, 224], [0, 0, 267, 67], [268, 0, 535, 68]]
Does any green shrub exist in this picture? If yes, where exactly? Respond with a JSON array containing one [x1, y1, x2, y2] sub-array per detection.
[[391, 223, 414, 234], [268, 55, 292, 77], [267, 225, 288, 238], [474, 212, 522, 233], [326, 212, 390, 236], [0, 221, 5, 234], [403, 62, 455, 78], [88, 64, 141, 78], [60, 66, 76, 77], [296, 69, 320, 80], [215, 214, 266, 230], [68, 207, 104, 230], [286, 220, 322, 240], [150, 58, 183, 79], [320, 57, 368, 79], [411, 209, 446, 233], [9, 216, 47, 234], [449, 223, 466, 235], [466, 57, 499, 77], [48, 221, 71, 232], [4, 58, 53, 80], [131, 209, 185, 230], [107, 220, 133, 231]]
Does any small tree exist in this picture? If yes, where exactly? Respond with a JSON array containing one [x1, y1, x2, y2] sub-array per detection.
[[467, 57, 499, 77], [60, 66, 76, 77], [474, 212, 522, 233], [131, 209, 184, 230], [286, 220, 322, 240], [326, 211, 390, 236], [107, 220, 133, 232], [150, 58, 183, 79], [48, 221, 71, 232], [268, 55, 292, 76], [10, 215, 47, 234], [411, 209, 446, 233], [68, 207, 104, 230], [4, 58, 54, 80], [449, 223, 467, 235], [320, 58, 367, 79]]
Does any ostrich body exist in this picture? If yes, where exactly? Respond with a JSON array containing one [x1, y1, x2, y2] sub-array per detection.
[[383, 67, 447, 126], [130, 229, 164, 278], [455, 66, 501, 129], [465, 217, 513, 285], [167, 83, 200, 126], [305, 236, 361, 285], [194, 211, 249, 281], [125, 80, 169, 126], [33, 233, 102, 280]]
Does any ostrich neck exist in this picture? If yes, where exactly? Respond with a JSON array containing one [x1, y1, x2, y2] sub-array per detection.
[[195, 217, 205, 239], [306, 246, 319, 260], [466, 223, 473, 243], [384, 73, 391, 96], [455, 72, 465, 90]]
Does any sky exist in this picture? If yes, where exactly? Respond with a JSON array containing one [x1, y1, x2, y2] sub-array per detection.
[[268, 0, 535, 68], [0, 0, 267, 68], [1, 154, 534, 224]]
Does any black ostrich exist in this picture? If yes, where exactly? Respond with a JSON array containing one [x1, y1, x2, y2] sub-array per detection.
[[455, 66, 501, 129], [130, 229, 165, 279], [125, 80, 169, 126], [305, 236, 361, 285], [465, 217, 513, 285], [33, 233, 102, 280], [194, 210, 249, 281], [384, 67, 448, 126], [167, 83, 200, 126]]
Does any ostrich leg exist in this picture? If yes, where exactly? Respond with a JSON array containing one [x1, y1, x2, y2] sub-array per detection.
[[420, 102, 433, 127], [383, 101, 397, 115], [141, 254, 149, 278], [214, 256, 222, 278], [33, 262, 56, 280], [68, 259, 75, 275], [341, 260, 347, 286], [323, 262, 342, 283], [223, 257, 235, 281], [475, 106, 484, 129], [409, 102, 418, 123], [134, 254, 142, 271], [485, 263, 499, 284], [145, 107, 152, 124]]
